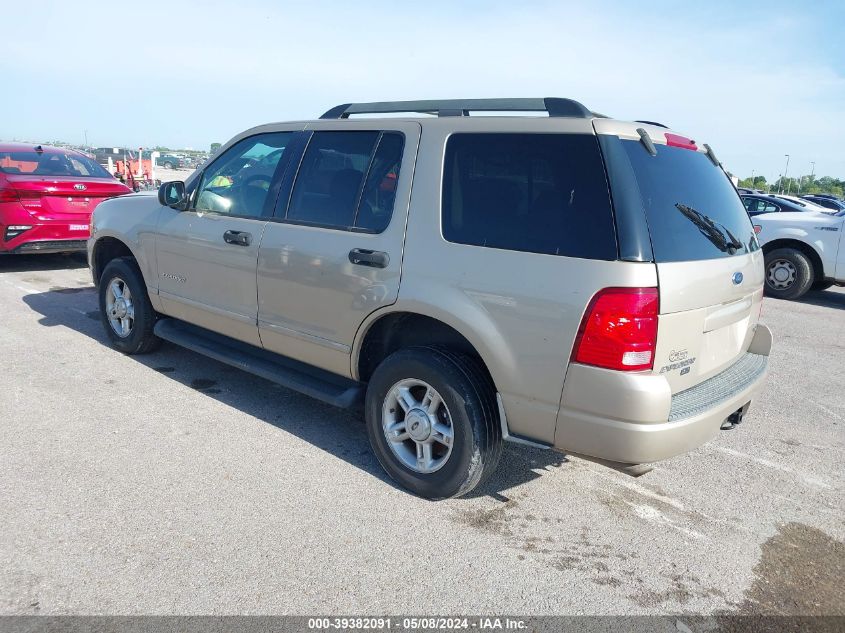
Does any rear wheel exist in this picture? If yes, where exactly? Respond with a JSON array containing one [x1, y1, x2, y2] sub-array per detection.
[[98, 257, 161, 354], [764, 248, 814, 300], [365, 347, 502, 500]]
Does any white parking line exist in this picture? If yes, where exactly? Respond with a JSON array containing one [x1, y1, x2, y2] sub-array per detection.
[[713, 446, 832, 489]]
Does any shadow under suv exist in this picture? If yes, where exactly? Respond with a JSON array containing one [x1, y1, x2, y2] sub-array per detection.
[[88, 98, 772, 499]]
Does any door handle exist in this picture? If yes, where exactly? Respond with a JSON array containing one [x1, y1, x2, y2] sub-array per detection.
[[349, 248, 389, 268], [223, 230, 252, 246]]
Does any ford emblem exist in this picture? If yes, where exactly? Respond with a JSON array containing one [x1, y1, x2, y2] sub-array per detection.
[[732, 272, 744, 285], [74, 183, 87, 191]]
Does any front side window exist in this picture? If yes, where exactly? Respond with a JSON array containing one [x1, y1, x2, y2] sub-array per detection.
[[286, 131, 404, 231], [441, 133, 617, 259], [195, 132, 292, 217]]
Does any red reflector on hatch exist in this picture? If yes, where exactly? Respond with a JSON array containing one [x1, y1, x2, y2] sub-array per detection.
[[665, 133, 698, 150]]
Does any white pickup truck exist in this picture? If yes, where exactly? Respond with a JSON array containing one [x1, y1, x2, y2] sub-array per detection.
[[753, 209, 845, 299]]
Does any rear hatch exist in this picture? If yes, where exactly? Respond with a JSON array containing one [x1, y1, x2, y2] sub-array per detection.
[[4, 175, 130, 219], [596, 121, 764, 393]]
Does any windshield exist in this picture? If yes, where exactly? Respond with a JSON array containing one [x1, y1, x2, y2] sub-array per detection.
[[0, 150, 112, 178], [619, 140, 760, 262]]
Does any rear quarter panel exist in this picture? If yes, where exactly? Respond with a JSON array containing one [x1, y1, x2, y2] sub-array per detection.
[[373, 117, 659, 444]]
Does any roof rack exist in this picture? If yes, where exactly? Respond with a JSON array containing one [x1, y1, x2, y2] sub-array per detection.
[[320, 98, 596, 120], [635, 120, 669, 129]]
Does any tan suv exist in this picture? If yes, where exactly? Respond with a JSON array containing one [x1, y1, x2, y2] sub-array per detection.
[[88, 98, 772, 499]]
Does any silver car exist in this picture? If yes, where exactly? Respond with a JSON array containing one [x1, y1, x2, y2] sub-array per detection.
[[88, 98, 772, 499]]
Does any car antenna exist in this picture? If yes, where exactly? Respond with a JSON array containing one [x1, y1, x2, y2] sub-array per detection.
[[636, 128, 657, 156]]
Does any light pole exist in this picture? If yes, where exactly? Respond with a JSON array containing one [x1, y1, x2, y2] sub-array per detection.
[[782, 154, 790, 194], [751, 169, 755, 188], [809, 161, 815, 191]]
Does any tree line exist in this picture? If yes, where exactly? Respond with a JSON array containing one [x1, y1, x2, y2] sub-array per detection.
[[736, 174, 844, 197]]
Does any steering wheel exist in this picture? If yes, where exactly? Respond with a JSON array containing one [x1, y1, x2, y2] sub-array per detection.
[[237, 174, 272, 214]]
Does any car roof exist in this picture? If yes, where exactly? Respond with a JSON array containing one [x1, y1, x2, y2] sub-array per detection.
[[0, 142, 81, 156]]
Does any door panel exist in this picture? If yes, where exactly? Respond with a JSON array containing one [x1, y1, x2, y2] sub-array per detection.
[[257, 121, 421, 376], [155, 131, 297, 346], [156, 211, 268, 345]]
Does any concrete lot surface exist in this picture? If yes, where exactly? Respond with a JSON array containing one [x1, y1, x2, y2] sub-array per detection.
[[0, 255, 843, 615]]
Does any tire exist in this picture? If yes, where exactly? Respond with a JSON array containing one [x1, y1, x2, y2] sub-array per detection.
[[812, 279, 834, 292], [764, 248, 814, 300], [98, 257, 161, 354], [162, 162, 173, 170], [365, 347, 502, 500]]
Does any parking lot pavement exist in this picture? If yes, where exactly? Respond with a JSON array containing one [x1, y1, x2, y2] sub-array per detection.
[[155, 167, 195, 184], [0, 255, 843, 616]]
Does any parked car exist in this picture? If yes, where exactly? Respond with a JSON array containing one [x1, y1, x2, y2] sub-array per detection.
[[753, 208, 845, 299], [156, 154, 186, 170], [741, 193, 816, 216], [770, 194, 836, 213], [801, 195, 845, 213], [88, 97, 771, 499], [0, 143, 132, 254]]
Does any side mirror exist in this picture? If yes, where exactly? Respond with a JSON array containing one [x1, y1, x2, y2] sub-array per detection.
[[158, 181, 188, 210]]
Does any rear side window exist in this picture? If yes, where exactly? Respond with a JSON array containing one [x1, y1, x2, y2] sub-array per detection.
[[621, 141, 759, 262], [286, 131, 405, 232], [442, 134, 617, 259]]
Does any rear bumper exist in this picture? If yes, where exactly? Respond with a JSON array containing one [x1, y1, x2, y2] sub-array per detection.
[[2, 239, 88, 254], [0, 213, 90, 254], [554, 324, 772, 464]]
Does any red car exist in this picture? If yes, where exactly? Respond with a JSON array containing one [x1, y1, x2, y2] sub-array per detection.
[[0, 143, 132, 255]]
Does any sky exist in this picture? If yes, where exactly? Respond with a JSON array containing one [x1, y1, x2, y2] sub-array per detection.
[[2, 0, 843, 181]]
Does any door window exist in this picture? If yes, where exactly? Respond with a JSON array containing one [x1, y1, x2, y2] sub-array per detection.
[[286, 131, 405, 231], [195, 132, 293, 217]]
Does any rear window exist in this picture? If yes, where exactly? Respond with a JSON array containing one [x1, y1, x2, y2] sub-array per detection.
[[0, 150, 111, 178], [442, 133, 617, 260], [620, 140, 759, 262]]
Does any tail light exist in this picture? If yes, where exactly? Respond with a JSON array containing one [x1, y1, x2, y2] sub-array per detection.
[[0, 187, 42, 209], [17, 190, 43, 210], [0, 186, 18, 203], [572, 287, 659, 371]]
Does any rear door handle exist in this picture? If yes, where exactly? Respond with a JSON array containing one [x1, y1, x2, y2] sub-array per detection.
[[223, 230, 252, 246], [349, 248, 389, 268]]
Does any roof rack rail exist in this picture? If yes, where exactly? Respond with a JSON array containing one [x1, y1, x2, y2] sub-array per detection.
[[635, 120, 669, 129], [320, 98, 595, 120]]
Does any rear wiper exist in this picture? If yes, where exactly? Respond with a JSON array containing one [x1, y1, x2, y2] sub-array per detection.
[[675, 203, 739, 254]]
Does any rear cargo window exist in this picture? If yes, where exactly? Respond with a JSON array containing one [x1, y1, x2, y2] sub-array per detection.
[[442, 134, 617, 260], [620, 140, 759, 262], [0, 151, 111, 178]]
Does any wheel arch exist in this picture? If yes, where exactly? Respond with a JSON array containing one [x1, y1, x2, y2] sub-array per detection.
[[90, 235, 140, 287], [352, 305, 513, 394], [762, 238, 825, 281]]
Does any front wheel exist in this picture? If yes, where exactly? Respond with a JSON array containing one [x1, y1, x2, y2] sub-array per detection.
[[365, 347, 502, 500], [98, 257, 161, 354], [764, 248, 814, 300]]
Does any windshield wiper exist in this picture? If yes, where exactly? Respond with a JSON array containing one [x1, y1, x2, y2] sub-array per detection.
[[674, 203, 741, 254]]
